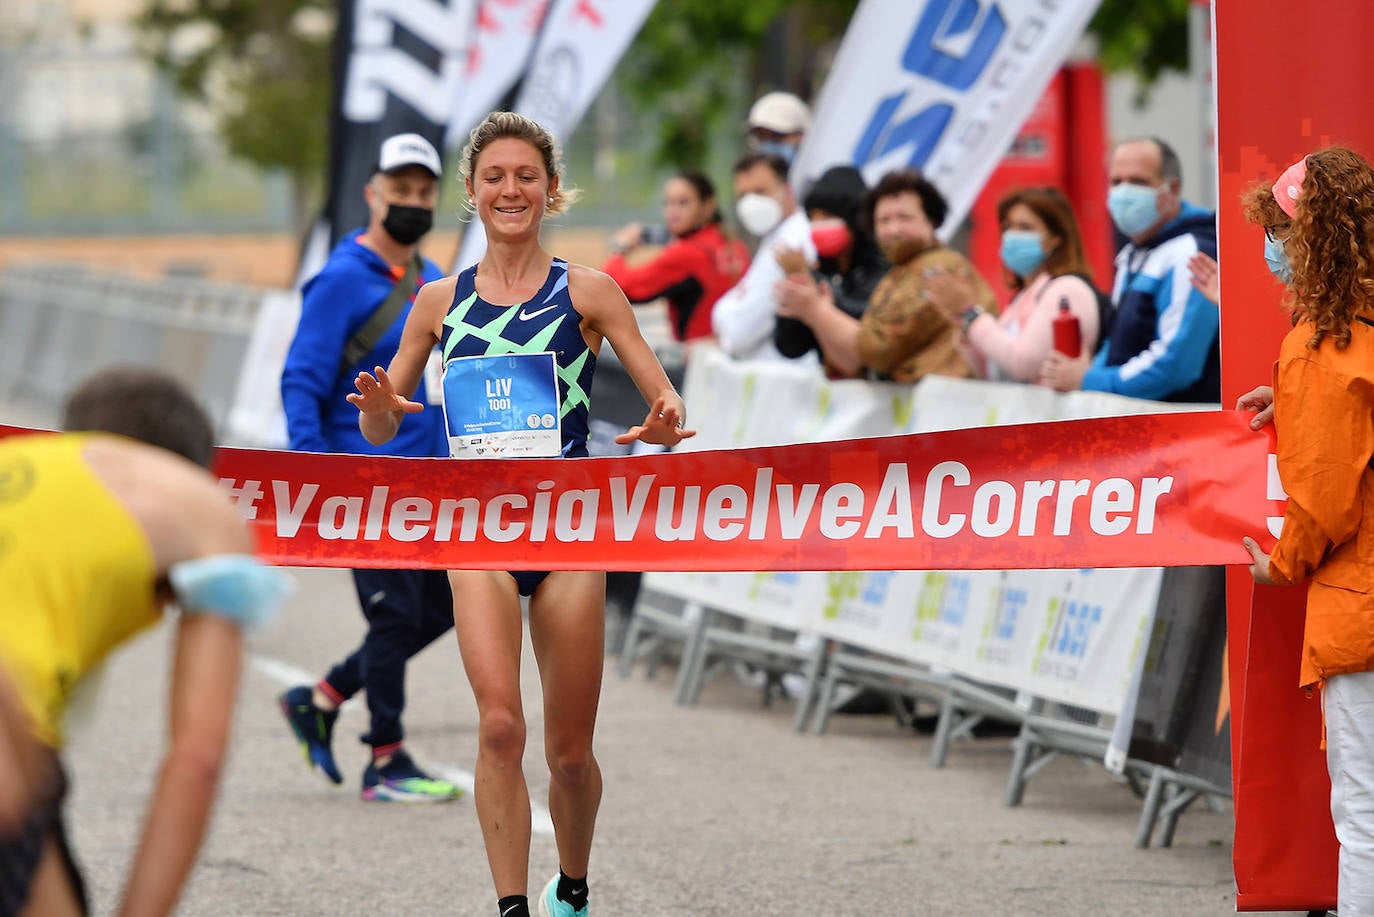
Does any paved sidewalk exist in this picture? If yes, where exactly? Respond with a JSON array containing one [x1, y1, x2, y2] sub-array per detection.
[[62, 568, 1279, 916]]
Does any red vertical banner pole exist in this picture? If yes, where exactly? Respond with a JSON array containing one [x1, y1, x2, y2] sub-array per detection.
[[1062, 61, 1111, 292], [965, 72, 1068, 307], [1215, 0, 1374, 908]]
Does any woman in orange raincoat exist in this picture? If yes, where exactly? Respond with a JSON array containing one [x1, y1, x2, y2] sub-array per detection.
[[1243, 147, 1374, 916]]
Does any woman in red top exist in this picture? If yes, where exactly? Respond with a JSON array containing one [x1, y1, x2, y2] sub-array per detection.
[[601, 171, 749, 342]]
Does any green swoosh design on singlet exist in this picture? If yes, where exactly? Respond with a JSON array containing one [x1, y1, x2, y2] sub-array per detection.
[[441, 290, 592, 419]]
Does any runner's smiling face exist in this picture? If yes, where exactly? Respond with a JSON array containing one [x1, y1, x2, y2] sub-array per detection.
[[467, 137, 559, 242]]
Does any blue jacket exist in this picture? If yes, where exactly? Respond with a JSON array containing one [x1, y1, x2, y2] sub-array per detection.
[[281, 231, 448, 456], [1082, 202, 1219, 403]]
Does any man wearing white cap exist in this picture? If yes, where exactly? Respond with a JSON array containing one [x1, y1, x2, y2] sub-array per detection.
[[746, 91, 811, 165], [277, 132, 462, 802]]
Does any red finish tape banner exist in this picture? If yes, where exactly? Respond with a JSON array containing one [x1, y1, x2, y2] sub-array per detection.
[[1, 412, 1274, 571]]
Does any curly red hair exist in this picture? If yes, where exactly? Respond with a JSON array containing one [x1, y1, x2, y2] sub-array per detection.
[[1282, 147, 1374, 349]]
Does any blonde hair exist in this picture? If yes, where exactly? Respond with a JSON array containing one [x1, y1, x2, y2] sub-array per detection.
[[460, 111, 580, 216]]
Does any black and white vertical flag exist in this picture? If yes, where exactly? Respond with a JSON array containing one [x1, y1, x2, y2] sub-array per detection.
[[297, 0, 478, 285]]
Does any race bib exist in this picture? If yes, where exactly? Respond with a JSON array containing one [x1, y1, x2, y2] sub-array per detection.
[[442, 352, 561, 458]]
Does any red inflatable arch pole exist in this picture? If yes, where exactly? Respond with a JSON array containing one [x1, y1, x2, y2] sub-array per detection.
[[1214, 0, 1374, 908]]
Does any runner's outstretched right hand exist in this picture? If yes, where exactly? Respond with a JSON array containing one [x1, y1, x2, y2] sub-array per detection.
[[347, 366, 424, 415]]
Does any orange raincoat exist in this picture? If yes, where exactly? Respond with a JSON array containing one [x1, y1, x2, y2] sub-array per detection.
[[1267, 317, 1374, 690]]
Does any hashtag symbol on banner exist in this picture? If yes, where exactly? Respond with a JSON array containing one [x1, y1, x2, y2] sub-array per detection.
[[219, 478, 265, 520]]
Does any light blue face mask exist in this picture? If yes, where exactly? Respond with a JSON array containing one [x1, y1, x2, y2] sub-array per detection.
[[1107, 183, 1162, 236], [751, 139, 797, 165], [1000, 229, 1046, 277], [168, 554, 294, 629], [1264, 235, 1293, 284]]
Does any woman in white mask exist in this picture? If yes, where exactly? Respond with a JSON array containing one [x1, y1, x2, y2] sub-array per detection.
[[922, 186, 1105, 383]]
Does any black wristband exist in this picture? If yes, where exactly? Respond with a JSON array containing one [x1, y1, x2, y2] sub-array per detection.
[[959, 305, 984, 335]]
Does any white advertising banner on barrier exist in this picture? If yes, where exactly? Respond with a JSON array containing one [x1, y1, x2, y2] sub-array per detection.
[[649, 347, 1172, 717], [648, 571, 827, 633], [452, 0, 658, 271], [791, 0, 1102, 237], [804, 561, 1159, 715]]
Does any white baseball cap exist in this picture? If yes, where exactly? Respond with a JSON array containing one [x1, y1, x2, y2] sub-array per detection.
[[747, 92, 812, 135], [377, 133, 442, 178]]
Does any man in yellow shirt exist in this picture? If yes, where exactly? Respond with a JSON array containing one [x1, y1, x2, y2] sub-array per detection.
[[0, 367, 289, 916]]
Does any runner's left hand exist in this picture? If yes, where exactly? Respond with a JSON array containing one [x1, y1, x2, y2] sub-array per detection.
[[616, 395, 696, 447]]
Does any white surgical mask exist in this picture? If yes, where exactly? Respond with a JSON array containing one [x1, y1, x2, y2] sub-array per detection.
[[736, 192, 784, 237]]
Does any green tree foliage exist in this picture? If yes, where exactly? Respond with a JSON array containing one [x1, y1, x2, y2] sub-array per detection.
[[619, 0, 1193, 170], [618, 0, 859, 170], [135, 0, 334, 231], [1090, 0, 1191, 88], [131, 1, 1191, 221]]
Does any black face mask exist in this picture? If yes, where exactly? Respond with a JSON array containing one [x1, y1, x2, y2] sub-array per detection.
[[382, 204, 434, 245]]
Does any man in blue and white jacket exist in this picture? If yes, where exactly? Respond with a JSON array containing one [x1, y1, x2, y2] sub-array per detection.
[[1042, 137, 1219, 404], [276, 133, 461, 803]]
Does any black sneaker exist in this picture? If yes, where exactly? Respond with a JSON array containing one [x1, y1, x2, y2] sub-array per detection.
[[278, 686, 343, 785]]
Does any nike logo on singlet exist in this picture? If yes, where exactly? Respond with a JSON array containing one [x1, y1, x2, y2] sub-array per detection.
[[517, 303, 560, 321]]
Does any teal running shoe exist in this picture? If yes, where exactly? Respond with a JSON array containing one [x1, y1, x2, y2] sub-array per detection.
[[537, 874, 588, 917], [278, 686, 342, 785], [361, 749, 462, 802]]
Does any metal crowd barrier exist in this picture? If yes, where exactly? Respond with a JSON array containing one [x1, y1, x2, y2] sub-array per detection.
[[0, 262, 263, 430]]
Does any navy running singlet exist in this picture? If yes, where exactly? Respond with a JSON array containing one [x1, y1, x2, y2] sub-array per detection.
[[439, 258, 595, 458]]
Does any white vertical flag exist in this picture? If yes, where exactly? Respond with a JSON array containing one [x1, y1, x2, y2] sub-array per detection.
[[452, 0, 658, 271], [448, 0, 552, 147], [791, 0, 1102, 239]]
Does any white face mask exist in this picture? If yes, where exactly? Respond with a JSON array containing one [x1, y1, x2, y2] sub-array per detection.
[[736, 192, 784, 237]]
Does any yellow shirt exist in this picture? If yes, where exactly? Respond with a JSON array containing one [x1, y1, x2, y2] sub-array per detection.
[[0, 433, 160, 747]]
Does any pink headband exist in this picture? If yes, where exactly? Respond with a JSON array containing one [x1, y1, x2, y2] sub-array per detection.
[[1272, 156, 1308, 219]]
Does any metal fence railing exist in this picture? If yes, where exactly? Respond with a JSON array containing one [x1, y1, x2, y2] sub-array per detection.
[[0, 263, 263, 429]]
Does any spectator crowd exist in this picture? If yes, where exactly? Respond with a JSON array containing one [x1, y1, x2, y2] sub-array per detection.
[[603, 91, 1224, 413]]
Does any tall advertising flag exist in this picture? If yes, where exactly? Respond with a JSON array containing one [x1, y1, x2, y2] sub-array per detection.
[[790, 0, 1101, 239], [298, 0, 478, 283], [448, 0, 552, 146], [451, 0, 658, 272]]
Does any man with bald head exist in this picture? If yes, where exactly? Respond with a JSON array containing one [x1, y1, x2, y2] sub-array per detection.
[[1041, 136, 1219, 403]]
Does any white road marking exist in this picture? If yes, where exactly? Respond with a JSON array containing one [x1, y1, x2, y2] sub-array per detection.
[[251, 653, 556, 836]]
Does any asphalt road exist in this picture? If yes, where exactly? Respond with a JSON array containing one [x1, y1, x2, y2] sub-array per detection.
[[56, 566, 1283, 917]]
